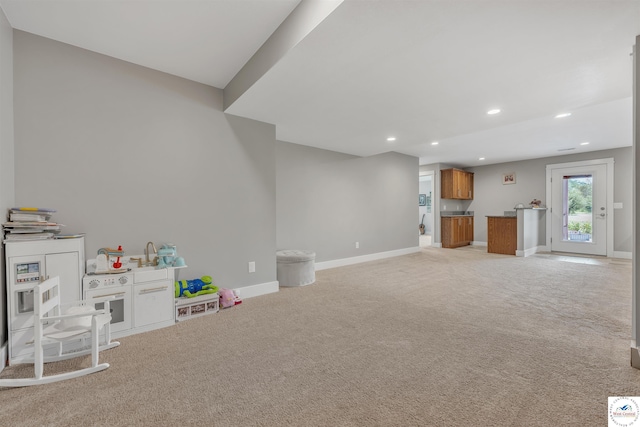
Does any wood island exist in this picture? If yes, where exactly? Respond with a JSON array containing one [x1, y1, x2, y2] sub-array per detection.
[[487, 216, 517, 255], [486, 208, 547, 256]]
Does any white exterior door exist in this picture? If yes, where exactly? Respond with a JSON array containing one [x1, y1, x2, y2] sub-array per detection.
[[547, 160, 611, 256]]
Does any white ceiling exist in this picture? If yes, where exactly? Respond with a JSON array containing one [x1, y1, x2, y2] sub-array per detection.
[[1, 0, 639, 167], [0, 0, 302, 89]]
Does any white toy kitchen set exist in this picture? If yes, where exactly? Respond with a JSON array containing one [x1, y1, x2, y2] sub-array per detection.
[[4, 238, 193, 365], [83, 242, 191, 339], [3, 206, 225, 367], [84, 243, 221, 333]]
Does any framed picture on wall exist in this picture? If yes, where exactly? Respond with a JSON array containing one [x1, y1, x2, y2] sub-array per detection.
[[419, 194, 427, 206], [502, 172, 516, 185]]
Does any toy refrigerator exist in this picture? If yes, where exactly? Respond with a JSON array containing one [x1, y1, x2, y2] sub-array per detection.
[[5, 237, 85, 365]]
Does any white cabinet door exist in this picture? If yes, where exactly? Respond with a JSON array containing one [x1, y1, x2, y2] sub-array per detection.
[[46, 251, 80, 304], [133, 280, 174, 328]]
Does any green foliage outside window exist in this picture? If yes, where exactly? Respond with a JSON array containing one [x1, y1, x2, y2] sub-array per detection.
[[568, 179, 592, 214], [568, 220, 592, 234]]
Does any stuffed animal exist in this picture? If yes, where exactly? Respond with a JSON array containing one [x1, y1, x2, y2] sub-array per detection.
[[219, 288, 242, 308], [175, 275, 219, 298]]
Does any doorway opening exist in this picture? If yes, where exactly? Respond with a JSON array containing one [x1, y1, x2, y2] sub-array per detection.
[[419, 173, 434, 248]]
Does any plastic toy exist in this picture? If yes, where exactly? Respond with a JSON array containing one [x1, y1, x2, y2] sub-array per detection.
[[175, 276, 219, 298], [157, 244, 177, 268]]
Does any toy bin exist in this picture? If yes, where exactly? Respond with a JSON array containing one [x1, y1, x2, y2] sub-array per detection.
[[276, 249, 316, 287], [175, 293, 219, 322]]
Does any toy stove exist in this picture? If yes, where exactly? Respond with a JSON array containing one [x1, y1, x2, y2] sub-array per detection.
[[82, 270, 133, 333], [83, 253, 177, 338]]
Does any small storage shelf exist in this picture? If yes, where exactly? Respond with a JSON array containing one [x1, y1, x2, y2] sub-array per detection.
[[175, 293, 219, 322]]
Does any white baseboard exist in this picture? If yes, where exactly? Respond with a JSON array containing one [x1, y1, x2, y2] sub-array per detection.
[[516, 245, 546, 257], [431, 242, 442, 248], [233, 281, 279, 299], [472, 241, 487, 247], [315, 247, 421, 271], [613, 251, 632, 260]]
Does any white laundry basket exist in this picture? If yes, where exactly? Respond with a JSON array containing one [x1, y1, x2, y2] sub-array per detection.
[[276, 250, 316, 287]]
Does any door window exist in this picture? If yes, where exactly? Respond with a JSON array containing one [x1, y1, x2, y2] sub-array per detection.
[[562, 174, 593, 242]]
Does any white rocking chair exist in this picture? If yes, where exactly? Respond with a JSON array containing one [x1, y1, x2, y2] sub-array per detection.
[[0, 276, 120, 387]]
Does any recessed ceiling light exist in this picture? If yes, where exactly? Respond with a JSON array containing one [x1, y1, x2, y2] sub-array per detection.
[[386, 137, 396, 142], [479, 157, 485, 160], [580, 141, 590, 145], [555, 113, 572, 118], [487, 109, 501, 115], [431, 141, 439, 145]]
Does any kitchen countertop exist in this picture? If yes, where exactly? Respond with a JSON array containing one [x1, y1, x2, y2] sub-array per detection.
[[440, 211, 474, 217], [487, 208, 548, 218]]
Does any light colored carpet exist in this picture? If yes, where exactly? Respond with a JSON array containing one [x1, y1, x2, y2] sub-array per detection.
[[0, 247, 638, 426]]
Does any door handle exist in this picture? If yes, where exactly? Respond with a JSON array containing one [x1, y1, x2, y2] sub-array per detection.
[[139, 286, 168, 295], [92, 292, 125, 299]]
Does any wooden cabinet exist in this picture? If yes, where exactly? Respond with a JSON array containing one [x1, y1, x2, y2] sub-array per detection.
[[441, 217, 457, 248], [462, 216, 474, 244], [487, 216, 517, 255], [441, 168, 474, 200], [441, 216, 474, 248]]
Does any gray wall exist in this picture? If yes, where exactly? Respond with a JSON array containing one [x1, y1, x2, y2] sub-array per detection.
[[0, 9, 13, 349], [13, 31, 276, 288], [467, 147, 632, 252], [276, 141, 418, 262]]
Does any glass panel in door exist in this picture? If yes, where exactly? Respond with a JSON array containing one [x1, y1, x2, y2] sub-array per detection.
[[562, 174, 593, 243], [550, 163, 607, 256]]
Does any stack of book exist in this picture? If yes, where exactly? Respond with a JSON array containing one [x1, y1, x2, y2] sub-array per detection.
[[3, 208, 62, 242]]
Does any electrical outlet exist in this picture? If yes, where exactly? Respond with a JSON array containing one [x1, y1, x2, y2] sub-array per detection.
[[355, 242, 360, 249], [248, 261, 255, 273]]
